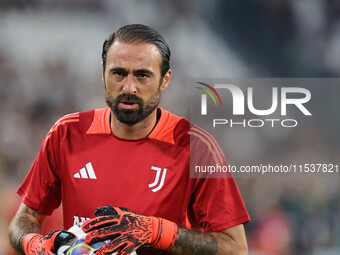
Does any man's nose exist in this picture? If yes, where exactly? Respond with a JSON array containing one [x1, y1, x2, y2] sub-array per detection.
[[122, 75, 137, 94]]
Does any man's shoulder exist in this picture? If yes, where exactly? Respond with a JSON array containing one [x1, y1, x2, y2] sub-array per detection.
[[155, 108, 221, 149], [47, 107, 110, 138], [150, 108, 190, 146]]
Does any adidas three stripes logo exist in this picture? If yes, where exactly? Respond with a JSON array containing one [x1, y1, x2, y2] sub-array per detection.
[[74, 162, 97, 179]]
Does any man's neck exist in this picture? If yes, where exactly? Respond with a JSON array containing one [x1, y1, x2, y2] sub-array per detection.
[[110, 109, 158, 139]]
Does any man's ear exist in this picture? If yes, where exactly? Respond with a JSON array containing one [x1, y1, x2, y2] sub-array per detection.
[[160, 69, 172, 91]]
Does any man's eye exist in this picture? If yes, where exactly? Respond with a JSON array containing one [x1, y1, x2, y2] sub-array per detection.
[[138, 73, 148, 79], [114, 72, 123, 77]]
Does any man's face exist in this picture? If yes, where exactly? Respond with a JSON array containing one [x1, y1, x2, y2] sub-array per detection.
[[103, 41, 170, 125]]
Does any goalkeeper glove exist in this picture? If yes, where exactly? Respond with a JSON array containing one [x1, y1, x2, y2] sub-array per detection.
[[82, 206, 178, 255], [22, 230, 75, 255]]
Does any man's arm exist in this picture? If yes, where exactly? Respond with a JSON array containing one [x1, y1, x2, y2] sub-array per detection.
[[170, 224, 248, 255], [8, 202, 45, 255]]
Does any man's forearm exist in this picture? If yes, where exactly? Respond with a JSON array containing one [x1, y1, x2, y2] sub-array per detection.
[[8, 204, 42, 255], [170, 226, 247, 255], [170, 227, 218, 255]]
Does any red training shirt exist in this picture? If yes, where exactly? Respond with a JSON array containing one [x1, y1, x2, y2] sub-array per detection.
[[18, 107, 250, 254]]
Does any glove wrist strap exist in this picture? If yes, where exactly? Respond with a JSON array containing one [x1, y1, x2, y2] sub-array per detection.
[[151, 217, 178, 250], [23, 233, 41, 255]]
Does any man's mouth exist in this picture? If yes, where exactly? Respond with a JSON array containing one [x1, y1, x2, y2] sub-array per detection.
[[119, 100, 138, 110]]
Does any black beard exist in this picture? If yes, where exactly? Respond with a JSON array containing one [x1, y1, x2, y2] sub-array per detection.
[[106, 92, 160, 125]]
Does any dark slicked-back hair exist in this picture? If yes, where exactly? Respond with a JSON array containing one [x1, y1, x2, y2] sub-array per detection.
[[102, 24, 171, 77]]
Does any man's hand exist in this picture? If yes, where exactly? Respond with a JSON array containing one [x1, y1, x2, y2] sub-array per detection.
[[82, 206, 177, 255], [23, 230, 75, 255]]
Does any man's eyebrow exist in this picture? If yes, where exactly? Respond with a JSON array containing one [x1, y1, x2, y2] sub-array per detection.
[[133, 69, 154, 76], [109, 67, 128, 73]]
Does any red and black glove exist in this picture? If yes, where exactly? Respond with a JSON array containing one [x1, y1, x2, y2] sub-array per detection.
[[22, 230, 75, 255], [82, 206, 178, 255]]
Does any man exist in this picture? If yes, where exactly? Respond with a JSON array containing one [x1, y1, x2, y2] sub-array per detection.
[[9, 24, 250, 255]]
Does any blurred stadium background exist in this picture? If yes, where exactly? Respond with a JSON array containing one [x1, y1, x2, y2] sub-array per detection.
[[1, 0, 340, 254]]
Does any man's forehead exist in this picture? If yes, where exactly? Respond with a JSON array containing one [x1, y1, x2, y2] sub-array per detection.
[[105, 41, 162, 74], [107, 41, 161, 60]]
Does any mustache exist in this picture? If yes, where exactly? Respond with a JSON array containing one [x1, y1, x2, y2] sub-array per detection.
[[115, 93, 143, 104]]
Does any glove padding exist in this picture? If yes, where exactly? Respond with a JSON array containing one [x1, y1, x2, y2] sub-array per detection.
[[23, 230, 75, 255], [82, 206, 177, 255]]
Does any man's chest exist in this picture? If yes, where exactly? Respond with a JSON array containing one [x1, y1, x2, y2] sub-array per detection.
[[59, 136, 191, 228]]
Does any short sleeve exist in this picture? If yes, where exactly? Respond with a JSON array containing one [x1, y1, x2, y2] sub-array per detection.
[[189, 125, 250, 232], [17, 121, 63, 215]]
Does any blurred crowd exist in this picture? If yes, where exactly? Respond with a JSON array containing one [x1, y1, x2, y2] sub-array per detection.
[[1, 0, 340, 254]]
